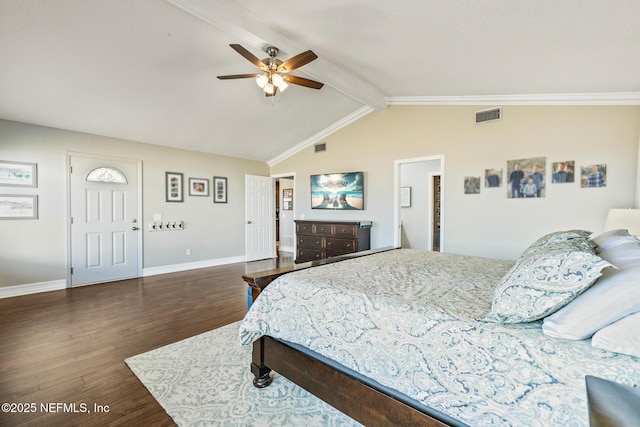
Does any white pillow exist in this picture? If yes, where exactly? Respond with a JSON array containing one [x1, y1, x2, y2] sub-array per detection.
[[592, 312, 640, 358], [542, 249, 640, 340], [591, 229, 638, 253], [598, 240, 640, 268]]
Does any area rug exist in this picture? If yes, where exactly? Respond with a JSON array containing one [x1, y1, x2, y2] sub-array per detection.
[[125, 321, 361, 427]]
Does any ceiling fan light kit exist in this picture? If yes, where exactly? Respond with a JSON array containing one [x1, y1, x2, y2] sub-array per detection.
[[218, 44, 323, 98]]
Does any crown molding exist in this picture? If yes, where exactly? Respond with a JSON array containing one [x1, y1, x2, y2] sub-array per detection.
[[267, 105, 374, 167], [386, 92, 640, 106]]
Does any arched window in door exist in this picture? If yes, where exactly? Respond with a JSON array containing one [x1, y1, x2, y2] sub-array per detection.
[[86, 167, 127, 184]]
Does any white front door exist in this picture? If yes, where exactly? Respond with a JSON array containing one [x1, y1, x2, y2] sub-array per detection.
[[245, 174, 275, 261], [69, 154, 141, 286]]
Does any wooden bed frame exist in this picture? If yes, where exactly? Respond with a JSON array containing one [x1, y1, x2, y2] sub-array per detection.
[[242, 247, 455, 427]]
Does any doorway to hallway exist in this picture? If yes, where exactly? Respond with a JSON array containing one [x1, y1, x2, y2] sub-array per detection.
[[394, 155, 444, 251]]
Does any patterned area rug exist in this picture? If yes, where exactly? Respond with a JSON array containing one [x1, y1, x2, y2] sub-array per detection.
[[125, 321, 361, 427]]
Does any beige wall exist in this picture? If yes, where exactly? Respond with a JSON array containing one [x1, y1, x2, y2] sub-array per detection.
[[272, 105, 640, 259], [0, 119, 269, 287]]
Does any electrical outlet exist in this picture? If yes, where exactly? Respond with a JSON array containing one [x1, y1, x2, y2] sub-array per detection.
[[186, 248, 191, 256]]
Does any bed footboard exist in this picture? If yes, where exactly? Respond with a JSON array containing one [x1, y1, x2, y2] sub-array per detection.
[[251, 335, 453, 427]]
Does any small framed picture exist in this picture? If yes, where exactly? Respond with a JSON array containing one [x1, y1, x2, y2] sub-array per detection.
[[581, 164, 607, 188], [283, 188, 293, 210], [400, 186, 411, 207], [0, 160, 37, 187], [551, 161, 575, 184], [189, 178, 209, 196], [464, 177, 480, 194], [166, 172, 183, 202], [0, 194, 38, 219], [485, 168, 502, 188], [213, 176, 227, 203]]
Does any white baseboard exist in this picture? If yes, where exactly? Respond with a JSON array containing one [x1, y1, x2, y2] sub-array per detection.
[[0, 279, 67, 299], [278, 246, 294, 253], [142, 255, 246, 277], [0, 256, 247, 298]]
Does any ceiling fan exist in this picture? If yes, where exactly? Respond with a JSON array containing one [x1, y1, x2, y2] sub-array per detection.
[[217, 44, 324, 97]]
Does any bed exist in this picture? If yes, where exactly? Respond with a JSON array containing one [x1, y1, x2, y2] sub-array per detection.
[[239, 230, 640, 426]]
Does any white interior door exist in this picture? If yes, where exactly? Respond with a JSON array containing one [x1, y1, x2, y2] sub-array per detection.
[[69, 154, 141, 286], [245, 174, 275, 262]]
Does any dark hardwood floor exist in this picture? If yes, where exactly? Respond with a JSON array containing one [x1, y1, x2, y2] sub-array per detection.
[[0, 254, 293, 427]]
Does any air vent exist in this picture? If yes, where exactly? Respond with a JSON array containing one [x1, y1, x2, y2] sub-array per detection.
[[314, 143, 327, 153], [475, 107, 502, 124]]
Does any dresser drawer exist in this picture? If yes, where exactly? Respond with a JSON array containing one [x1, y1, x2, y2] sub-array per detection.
[[296, 222, 314, 234], [296, 249, 323, 263], [333, 224, 357, 237], [313, 223, 334, 235], [325, 238, 356, 252], [297, 236, 323, 249]]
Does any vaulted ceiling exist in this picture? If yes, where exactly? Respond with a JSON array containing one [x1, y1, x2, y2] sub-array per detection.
[[1, 0, 639, 164]]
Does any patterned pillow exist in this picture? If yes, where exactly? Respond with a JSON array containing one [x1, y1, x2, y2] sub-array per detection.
[[520, 230, 595, 258], [485, 248, 614, 323]]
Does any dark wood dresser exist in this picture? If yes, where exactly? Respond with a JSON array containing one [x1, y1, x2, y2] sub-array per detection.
[[295, 220, 372, 263]]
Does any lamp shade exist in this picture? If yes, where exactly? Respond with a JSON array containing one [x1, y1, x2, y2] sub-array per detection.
[[604, 209, 640, 237], [255, 74, 268, 88]]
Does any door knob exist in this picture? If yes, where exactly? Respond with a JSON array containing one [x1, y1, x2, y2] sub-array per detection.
[[132, 226, 139, 231], [247, 221, 252, 224]]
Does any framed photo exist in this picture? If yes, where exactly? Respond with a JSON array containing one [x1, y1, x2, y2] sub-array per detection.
[[400, 186, 411, 207], [506, 157, 546, 198], [0, 194, 38, 219], [581, 164, 607, 188], [551, 161, 575, 184], [310, 171, 364, 210], [485, 168, 502, 188], [166, 172, 183, 202], [189, 178, 209, 196], [213, 176, 227, 203], [464, 177, 480, 194], [283, 188, 293, 210], [0, 160, 37, 187]]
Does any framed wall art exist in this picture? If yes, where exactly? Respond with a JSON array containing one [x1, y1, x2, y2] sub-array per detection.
[[213, 176, 227, 203], [551, 161, 575, 184], [283, 188, 293, 210], [464, 177, 480, 194], [484, 168, 502, 188], [189, 178, 209, 196], [0, 160, 37, 187], [506, 157, 546, 198], [400, 186, 411, 207], [310, 171, 364, 210], [0, 194, 38, 219], [166, 172, 183, 202], [581, 164, 607, 188]]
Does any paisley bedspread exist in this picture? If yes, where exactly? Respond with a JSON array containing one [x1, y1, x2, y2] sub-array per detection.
[[239, 249, 640, 426]]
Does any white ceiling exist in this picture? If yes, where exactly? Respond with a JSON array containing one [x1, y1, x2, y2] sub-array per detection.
[[1, 0, 639, 164]]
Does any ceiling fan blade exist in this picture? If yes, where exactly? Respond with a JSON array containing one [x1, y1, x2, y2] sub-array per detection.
[[277, 50, 318, 72], [229, 44, 263, 68], [217, 74, 259, 80], [283, 75, 324, 89]]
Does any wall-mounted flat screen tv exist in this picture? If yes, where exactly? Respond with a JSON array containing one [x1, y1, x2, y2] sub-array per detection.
[[310, 171, 364, 210]]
